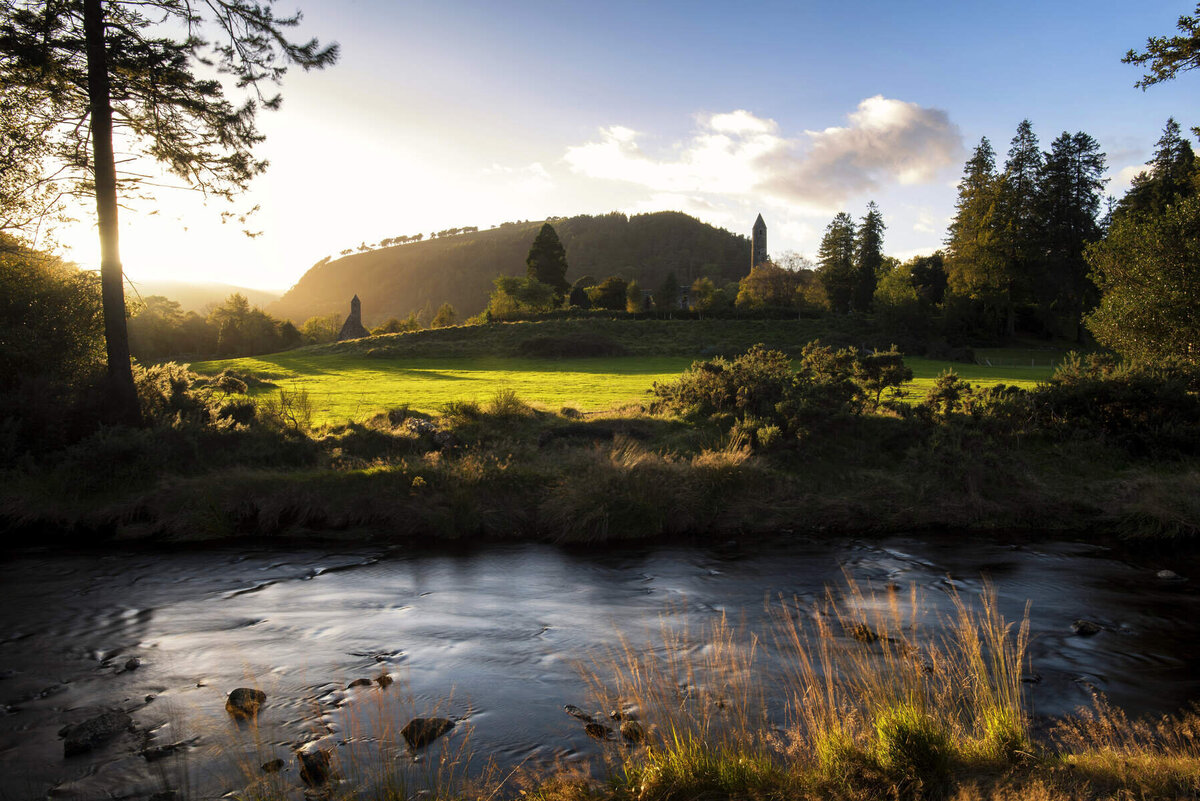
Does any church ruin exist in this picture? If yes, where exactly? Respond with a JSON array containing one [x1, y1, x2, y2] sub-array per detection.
[[338, 294, 369, 340]]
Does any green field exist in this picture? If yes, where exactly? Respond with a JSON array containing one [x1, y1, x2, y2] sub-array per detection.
[[194, 349, 1057, 426]]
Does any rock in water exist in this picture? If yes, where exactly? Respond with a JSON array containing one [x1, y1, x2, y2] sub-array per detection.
[[1071, 619, 1102, 636], [347, 678, 373, 688], [261, 758, 285, 773], [298, 746, 333, 786], [401, 717, 455, 749], [620, 720, 645, 744], [563, 704, 594, 723], [584, 722, 611, 739], [225, 688, 266, 720], [124, 658, 141, 671], [62, 709, 133, 756]]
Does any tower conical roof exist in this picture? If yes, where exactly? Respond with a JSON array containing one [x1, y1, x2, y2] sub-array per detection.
[[754, 213, 765, 228]]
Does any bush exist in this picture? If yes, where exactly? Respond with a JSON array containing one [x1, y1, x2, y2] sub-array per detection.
[[873, 703, 953, 788], [650, 343, 910, 446]]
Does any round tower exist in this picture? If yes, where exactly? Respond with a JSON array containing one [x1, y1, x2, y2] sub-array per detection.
[[751, 214, 767, 270]]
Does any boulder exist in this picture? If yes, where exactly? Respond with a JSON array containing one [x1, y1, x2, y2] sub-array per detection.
[[298, 746, 333, 786], [619, 720, 645, 744], [563, 704, 593, 723], [584, 722, 611, 740], [376, 674, 394, 688], [225, 688, 266, 720], [262, 758, 285, 773], [401, 717, 454, 749], [124, 658, 141, 671], [347, 678, 373, 688], [1071, 619, 1102, 636], [61, 709, 133, 756]]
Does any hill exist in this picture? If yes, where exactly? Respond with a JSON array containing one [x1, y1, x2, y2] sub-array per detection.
[[268, 211, 751, 325], [128, 279, 282, 313]]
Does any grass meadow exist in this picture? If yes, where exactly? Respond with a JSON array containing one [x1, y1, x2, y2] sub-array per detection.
[[193, 350, 1057, 426]]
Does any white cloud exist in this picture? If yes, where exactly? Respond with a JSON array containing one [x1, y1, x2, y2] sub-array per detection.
[[563, 97, 963, 210], [1110, 163, 1147, 194], [483, 161, 554, 192]]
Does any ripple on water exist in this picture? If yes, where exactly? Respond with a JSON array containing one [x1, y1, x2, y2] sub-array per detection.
[[0, 537, 1198, 797]]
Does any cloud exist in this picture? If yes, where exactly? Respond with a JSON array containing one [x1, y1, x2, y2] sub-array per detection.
[[563, 97, 963, 209], [483, 161, 554, 192]]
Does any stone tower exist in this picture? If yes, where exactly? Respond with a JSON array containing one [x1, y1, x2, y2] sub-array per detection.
[[338, 294, 369, 340], [751, 214, 767, 269]]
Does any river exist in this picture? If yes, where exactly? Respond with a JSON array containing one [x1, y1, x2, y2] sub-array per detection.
[[1, 534, 1197, 799]]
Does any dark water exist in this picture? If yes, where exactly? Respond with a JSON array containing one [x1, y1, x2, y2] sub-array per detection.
[[1, 535, 1198, 799]]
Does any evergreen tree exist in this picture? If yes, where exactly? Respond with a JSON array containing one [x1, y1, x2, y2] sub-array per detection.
[[853, 201, 885, 312], [817, 212, 857, 313], [1124, 4, 1200, 88], [945, 138, 1009, 334], [1118, 119, 1198, 217], [996, 120, 1044, 317], [525, 223, 570, 296], [0, 0, 337, 424], [1037, 131, 1106, 338]]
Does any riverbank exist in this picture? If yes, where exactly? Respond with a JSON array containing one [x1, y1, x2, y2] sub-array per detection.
[[3, 393, 1197, 548]]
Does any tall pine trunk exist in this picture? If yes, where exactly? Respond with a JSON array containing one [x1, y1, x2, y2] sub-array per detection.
[[84, 0, 140, 426]]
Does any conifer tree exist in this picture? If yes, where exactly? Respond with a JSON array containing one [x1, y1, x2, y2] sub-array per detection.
[[1124, 3, 1200, 88], [654, 272, 680, 315], [853, 201, 885, 312], [945, 138, 1008, 333], [1037, 131, 1106, 337], [0, 0, 338, 424], [817, 212, 857, 313], [997, 120, 1044, 318], [1118, 119, 1198, 217], [525, 222, 570, 296]]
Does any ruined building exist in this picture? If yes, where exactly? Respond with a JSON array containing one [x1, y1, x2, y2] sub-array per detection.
[[338, 295, 369, 340]]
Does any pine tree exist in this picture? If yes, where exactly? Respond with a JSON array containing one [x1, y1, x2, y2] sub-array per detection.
[[996, 120, 1044, 321], [817, 212, 857, 313], [525, 223, 570, 296], [654, 272, 680, 315], [1123, 4, 1200, 88], [945, 138, 1008, 334], [1118, 119, 1198, 217], [0, 1, 337, 424], [853, 201, 885, 312], [1037, 131, 1106, 338]]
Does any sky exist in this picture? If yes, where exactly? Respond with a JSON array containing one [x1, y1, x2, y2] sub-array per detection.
[[53, 0, 1200, 292]]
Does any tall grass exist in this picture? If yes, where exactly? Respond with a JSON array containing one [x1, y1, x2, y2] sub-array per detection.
[[578, 578, 1031, 800]]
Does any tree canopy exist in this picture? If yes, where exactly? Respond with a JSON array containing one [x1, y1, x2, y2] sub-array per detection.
[[0, 0, 337, 423], [1124, 3, 1200, 88]]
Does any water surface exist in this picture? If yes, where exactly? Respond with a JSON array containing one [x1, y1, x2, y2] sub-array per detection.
[[1, 534, 1196, 798]]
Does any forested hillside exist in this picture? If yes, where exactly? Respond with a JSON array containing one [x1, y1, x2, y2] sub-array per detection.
[[269, 212, 750, 325]]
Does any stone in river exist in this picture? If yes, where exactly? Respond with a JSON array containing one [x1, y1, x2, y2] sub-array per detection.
[[225, 688, 266, 720], [61, 709, 133, 756], [619, 719, 645, 744], [298, 746, 333, 786], [262, 758, 285, 773], [124, 658, 141, 671], [347, 678, 373, 688], [584, 722, 611, 739], [1071, 619, 1102, 636], [401, 717, 455, 749], [563, 704, 594, 723]]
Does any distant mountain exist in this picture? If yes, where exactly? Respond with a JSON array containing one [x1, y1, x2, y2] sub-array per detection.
[[128, 279, 282, 313], [269, 211, 752, 326]]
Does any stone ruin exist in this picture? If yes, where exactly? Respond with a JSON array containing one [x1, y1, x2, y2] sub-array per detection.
[[338, 294, 369, 340]]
